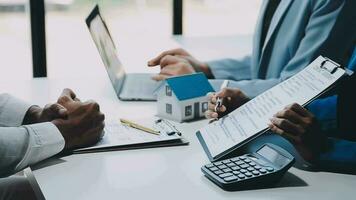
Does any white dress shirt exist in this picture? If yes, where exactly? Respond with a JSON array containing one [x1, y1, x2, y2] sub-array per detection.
[[0, 93, 65, 178]]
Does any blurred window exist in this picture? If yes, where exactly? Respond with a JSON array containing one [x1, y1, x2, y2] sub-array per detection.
[[0, 0, 261, 80]]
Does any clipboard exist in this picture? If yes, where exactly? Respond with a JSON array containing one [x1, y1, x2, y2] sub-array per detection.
[[197, 56, 352, 161], [74, 118, 189, 153]]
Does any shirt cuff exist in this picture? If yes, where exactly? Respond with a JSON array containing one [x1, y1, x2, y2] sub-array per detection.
[[0, 94, 32, 127], [22, 122, 65, 166]]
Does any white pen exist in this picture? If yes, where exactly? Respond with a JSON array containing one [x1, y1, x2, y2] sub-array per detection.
[[214, 80, 229, 113]]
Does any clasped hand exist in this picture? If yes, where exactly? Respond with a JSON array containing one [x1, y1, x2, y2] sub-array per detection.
[[24, 88, 105, 151]]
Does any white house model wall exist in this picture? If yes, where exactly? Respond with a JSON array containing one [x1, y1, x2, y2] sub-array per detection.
[[156, 84, 210, 122]]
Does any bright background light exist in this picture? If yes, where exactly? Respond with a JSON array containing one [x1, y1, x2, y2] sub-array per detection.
[[0, 0, 261, 81]]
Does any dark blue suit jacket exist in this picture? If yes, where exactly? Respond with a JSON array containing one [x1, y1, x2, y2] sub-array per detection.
[[242, 48, 356, 173], [307, 47, 356, 172]]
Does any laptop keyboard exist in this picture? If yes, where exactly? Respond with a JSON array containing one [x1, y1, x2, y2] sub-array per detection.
[[120, 74, 160, 99]]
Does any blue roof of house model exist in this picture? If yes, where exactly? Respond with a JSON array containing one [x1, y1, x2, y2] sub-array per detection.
[[166, 73, 215, 101]]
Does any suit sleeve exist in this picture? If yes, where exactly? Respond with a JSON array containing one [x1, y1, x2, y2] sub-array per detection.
[[316, 138, 356, 173], [207, 0, 347, 98], [337, 73, 356, 140], [307, 95, 338, 136], [207, 56, 252, 81], [0, 93, 32, 127], [0, 94, 65, 177]]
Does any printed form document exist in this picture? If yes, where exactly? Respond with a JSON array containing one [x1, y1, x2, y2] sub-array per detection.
[[197, 56, 349, 161], [74, 119, 188, 153]]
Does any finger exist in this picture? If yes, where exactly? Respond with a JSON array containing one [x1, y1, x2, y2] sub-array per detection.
[[100, 122, 106, 138], [160, 64, 180, 76], [80, 123, 105, 148], [85, 100, 100, 112], [274, 108, 305, 125], [43, 103, 68, 120], [205, 110, 218, 119], [159, 55, 182, 68], [219, 105, 227, 112], [286, 103, 313, 118], [152, 74, 170, 81], [58, 88, 76, 104], [92, 113, 105, 128], [268, 123, 284, 135], [270, 117, 305, 136], [268, 123, 300, 143], [50, 103, 68, 118], [176, 54, 193, 61], [61, 88, 77, 99], [208, 103, 226, 113], [210, 94, 218, 104], [207, 93, 218, 105], [148, 48, 186, 66], [206, 92, 216, 100], [208, 102, 216, 111]]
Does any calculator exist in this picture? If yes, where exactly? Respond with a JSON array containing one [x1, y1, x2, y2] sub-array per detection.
[[201, 143, 295, 191]]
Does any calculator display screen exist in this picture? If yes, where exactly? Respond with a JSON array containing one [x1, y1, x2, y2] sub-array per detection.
[[257, 146, 290, 167]]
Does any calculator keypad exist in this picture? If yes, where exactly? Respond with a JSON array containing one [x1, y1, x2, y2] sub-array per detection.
[[205, 156, 274, 182]]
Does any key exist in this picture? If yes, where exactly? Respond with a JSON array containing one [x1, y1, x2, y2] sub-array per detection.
[[223, 168, 232, 173], [240, 164, 249, 169], [252, 170, 260, 176], [224, 175, 238, 182], [219, 173, 233, 178], [218, 165, 227, 170], [222, 160, 231, 164], [259, 168, 267, 174], [245, 172, 253, 177], [210, 167, 219, 171], [214, 170, 223, 175], [247, 167, 255, 171], [266, 167, 274, 172], [232, 171, 240, 175], [227, 163, 236, 167], [205, 164, 214, 168]]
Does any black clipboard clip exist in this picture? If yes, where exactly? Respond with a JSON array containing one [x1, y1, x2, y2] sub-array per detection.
[[320, 57, 341, 74]]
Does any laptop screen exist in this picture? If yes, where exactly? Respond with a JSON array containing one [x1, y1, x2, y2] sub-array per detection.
[[86, 5, 125, 95]]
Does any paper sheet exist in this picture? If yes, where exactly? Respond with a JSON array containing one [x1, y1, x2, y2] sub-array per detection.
[[75, 119, 182, 152]]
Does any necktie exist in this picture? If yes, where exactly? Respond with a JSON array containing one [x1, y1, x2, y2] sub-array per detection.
[[260, 0, 281, 49]]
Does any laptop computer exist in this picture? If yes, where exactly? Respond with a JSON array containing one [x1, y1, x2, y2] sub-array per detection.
[[86, 5, 159, 101]]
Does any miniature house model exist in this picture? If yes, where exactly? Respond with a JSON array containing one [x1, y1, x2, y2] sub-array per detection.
[[155, 73, 215, 122]]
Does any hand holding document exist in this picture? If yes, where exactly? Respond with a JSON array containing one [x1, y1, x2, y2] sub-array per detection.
[[206, 82, 250, 119], [197, 56, 350, 161]]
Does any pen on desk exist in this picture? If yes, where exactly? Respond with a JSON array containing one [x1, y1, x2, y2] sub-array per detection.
[[214, 80, 229, 113], [120, 118, 160, 135]]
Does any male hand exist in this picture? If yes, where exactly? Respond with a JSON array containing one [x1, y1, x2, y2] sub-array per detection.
[[268, 103, 328, 162], [147, 48, 212, 81], [23, 88, 86, 125], [52, 89, 105, 151], [23, 104, 68, 125], [57, 88, 82, 113], [205, 88, 250, 119]]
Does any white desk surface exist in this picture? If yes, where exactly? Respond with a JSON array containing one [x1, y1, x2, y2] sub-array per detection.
[[1, 77, 355, 200], [1, 35, 355, 200]]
